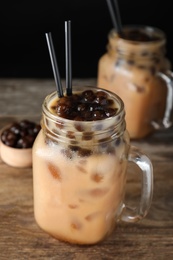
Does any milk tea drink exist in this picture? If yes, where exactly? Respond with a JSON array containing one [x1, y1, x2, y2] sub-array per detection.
[[32, 86, 153, 245], [97, 26, 173, 139]]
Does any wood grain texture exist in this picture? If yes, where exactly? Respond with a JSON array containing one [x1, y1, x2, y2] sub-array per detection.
[[0, 79, 173, 260]]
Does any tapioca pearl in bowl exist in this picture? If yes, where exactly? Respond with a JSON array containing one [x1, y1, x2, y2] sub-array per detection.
[[0, 120, 41, 168]]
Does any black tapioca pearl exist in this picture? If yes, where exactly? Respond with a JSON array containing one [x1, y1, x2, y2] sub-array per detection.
[[96, 91, 108, 98], [115, 138, 121, 146], [149, 66, 156, 75], [151, 57, 160, 64], [82, 132, 93, 140], [16, 136, 32, 148], [145, 77, 150, 82], [33, 124, 41, 135], [137, 65, 147, 70], [127, 59, 135, 66], [89, 103, 103, 112], [69, 145, 80, 152], [92, 110, 106, 120], [74, 122, 85, 131], [10, 123, 21, 135], [77, 103, 88, 112], [105, 108, 118, 117], [94, 96, 108, 106], [82, 111, 93, 121], [66, 131, 75, 139], [141, 51, 149, 57], [56, 104, 70, 116], [77, 148, 92, 157], [82, 90, 96, 102], [107, 146, 116, 155], [135, 84, 145, 93], [74, 116, 84, 121], [2, 130, 17, 147], [61, 148, 73, 159]]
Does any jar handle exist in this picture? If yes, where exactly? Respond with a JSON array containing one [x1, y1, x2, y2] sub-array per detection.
[[120, 146, 153, 223], [151, 71, 173, 129]]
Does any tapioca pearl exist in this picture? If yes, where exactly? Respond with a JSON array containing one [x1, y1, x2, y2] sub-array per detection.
[[96, 90, 108, 98], [16, 136, 33, 148], [152, 57, 160, 64], [77, 148, 92, 157], [61, 148, 73, 159], [82, 132, 93, 141], [81, 90, 96, 102], [81, 111, 93, 121], [66, 131, 75, 139], [144, 77, 150, 82], [94, 96, 109, 106], [115, 137, 121, 146], [19, 119, 35, 129], [105, 108, 118, 117], [57, 96, 72, 106], [141, 50, 150, 57], [77, 103, 88, 112], [134, 84, 145, 93], [127, 59, 135, 66], [10, 123, 21, 135], [73, 116, 84, 121], [92, 110, 106, 120], [91, 172, 104, 183], [70, 220, 82, 231], [1, 130, 17, 147], [107, 146, 116, 155], [69, 145, 80, 152], [149, 66, 156, 75], [20, 129, 28, 137], [76, 165, 87, 174], [56, 104, 71, 118], [68, 204, 79, 209], [85, 211, 101, 221], [74, 122, 85, 131], [47, 163, 62, 181], [89, 188, 109, 198]]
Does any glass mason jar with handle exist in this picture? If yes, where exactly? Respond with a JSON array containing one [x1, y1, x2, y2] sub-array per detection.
[[97, 25, 173, 139], [32, 86, 153, 245]]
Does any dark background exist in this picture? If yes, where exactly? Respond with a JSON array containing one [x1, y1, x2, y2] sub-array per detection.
[[0, 0, 172, 78]]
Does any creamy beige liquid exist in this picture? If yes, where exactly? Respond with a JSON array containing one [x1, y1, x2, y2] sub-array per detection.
[[97, 27, 170, 139], [33, 89, 128, 244], [98, 60, 167, 138], [33, 129, 127, 244]]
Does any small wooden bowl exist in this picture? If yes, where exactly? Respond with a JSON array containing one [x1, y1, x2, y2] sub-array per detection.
[[0, 139, 32, 168]]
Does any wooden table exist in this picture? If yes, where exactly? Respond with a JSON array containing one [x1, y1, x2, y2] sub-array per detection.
[[0, 78, 173, 260]]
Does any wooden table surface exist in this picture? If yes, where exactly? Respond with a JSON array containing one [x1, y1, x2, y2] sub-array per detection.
[[0, 78, 173, 260]]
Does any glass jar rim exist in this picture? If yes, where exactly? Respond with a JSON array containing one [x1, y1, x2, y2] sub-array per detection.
[[109, 24, 166, 44], [42, 86, 125, 129]]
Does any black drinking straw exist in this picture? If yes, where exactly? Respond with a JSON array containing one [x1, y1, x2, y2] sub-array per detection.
[[106, 0, 122, 33], [45, 32, 64, 98], [65, 20, 72, 96]]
